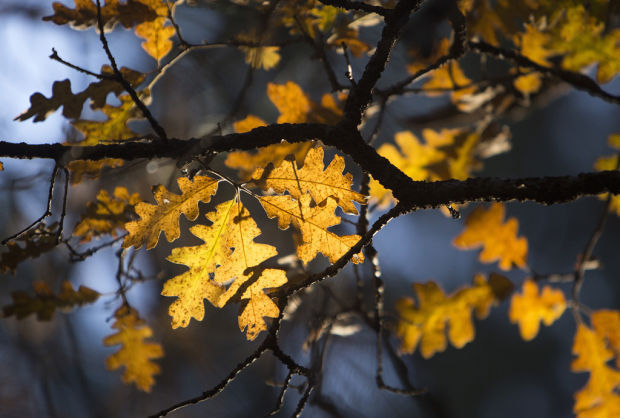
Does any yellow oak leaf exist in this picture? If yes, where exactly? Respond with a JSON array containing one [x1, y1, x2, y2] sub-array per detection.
[[0, 223, 59, 274], [591, 310, 620, 368], [74, 187, 141, 243], [453, 203, 528, 270], [0, 162, 3, 171], [67, 159, 124, 185], [514, 21, 553, 66], [135, 16, 175, 62], [236, 269, 287, 340], [44, 0, 176, 62], [15, 66, 144, 122], [163, 199, 287, 340], [420, 61, 477, 109], [2, 281, 99, 321], [268, 81, 311, 123], [237, 32, 281, 70], [225, 114, 314, 180], [251, 146, 365, 215], [259, 194, 364, 264], [513, 72, 542, 96], [571, 323, 620, 417], [103, 305, 163, 392], [508, 279, 566, 341], [369, 129, 460, 208], [396, 273, 513, 358], [123, 175, 219, 250], [72, 94, 142, 145]]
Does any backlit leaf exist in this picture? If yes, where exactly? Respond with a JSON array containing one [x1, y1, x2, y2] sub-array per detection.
[[259, 194, 364, 264], [396, 273, 513, 358], [508, 279, 566, 341], [591, 310, 620, 368], [3, 281, 99, 320], [251, 147, 365, 215], [103, 305, 163, 392], [453, 203, 528, 270], [0, 223, 59, 274], [123, 175, 219, 250], [163, 199, 287, 339], [571, 323, 620, 417], [73, 186, 141, 243]]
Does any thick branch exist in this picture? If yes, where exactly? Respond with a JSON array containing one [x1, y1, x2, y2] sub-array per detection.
[[343, 0, 425, 125]]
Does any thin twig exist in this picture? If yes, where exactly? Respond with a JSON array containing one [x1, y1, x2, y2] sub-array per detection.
[[2, 165, 59, 244], [94, 0, 168, 140]]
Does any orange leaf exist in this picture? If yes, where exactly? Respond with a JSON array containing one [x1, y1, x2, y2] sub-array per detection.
[[592, 310, 620, 368], [508, 279, 566, 341], [453, 203, 528, 270], [571, 323, 620, 417]]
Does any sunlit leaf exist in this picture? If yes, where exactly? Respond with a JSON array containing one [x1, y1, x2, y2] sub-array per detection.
[[103, 305, 163, 392], [508, 279, 566, 341], [453, 203, 528, 270], [396, 273, 513, 358], [123, 175, 219, 250]]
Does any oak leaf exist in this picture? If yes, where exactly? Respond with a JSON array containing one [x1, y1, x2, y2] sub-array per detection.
[[225, 114, 314, 179], [251, 147, 365, 215], [453, 203, 528, 270], [260, 194, 364, 264], [508, 279, 566, 341], [123, 175, 219, 250], [43, 0, 158, 31], [571, 323, 620, 417], [591, 310, 620, 368], [66, 159, 124, 185], [370, 129, 481, 208], [15, 66, 144, 122], [3, 281, 100, 320], [396, 273, 513, 358], [163, 199, 287, 339], [74, 187, 141, 243], [103, 305, 163, 392], [0, 223, 59, 274]]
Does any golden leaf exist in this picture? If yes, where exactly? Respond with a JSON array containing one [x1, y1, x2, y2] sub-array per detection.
[[251, 147, 365, 215], [396, 273, 513, 358], [71, 94, 141, 145], [508, 279, 566, 341], [2, 281, 99, 321], [163, 199, 287, 340], [103, 305, 163, 392], [74, 187, 141, 243], [369, 129, 476, 208], [259, 194, 364, 264], [15, 66, 144, 122], [123, 175, 219, 250], [0, 162, 3, 171], [135, 16, 175, 62], [571, 323, 620, 417], [66, 159, 124, 185], [514, 21, 553, 66], [453, 203, 528, 270], [225, 114, 314, 180], [237, 32, 281, 70], [591, 310, 620, 368], [513, 72, 542, 96], [267, 81, 311, 123]]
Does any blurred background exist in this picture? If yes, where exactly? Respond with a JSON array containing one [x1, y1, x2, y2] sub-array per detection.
[[1, 1, 620, 417]]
